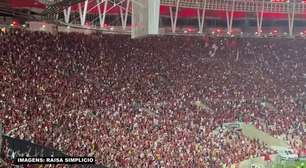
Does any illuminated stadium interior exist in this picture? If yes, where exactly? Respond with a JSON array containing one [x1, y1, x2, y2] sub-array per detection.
[[0, 0, 305, 168]]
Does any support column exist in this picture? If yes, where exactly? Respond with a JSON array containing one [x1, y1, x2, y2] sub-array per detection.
[[226, 0, 235, 34], [97, 0, 103, 27], [78, 3, 83, 21], [197, 0, 206, 33], [288, 2, 296, 37], [169, 0, 180, 33], [119, 0, 130, 30], [78, 0, 89, 26], [256, 0, 264, 35], [102, 0, 108, 28], [64, 6, 71, 24], [97, 0, 108, 28]]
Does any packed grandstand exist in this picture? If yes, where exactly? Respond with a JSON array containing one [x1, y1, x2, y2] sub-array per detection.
[[0, 0, 306, 168], [0, 28, 305, 167]]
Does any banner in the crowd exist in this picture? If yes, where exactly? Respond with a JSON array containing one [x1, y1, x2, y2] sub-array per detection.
[[223, 122, 242, 130]]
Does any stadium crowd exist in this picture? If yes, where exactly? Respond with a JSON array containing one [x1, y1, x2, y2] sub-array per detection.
[[0, 29, 305, 167]]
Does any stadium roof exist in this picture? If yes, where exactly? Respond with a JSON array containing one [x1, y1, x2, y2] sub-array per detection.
[[7, 0, 306, 20]]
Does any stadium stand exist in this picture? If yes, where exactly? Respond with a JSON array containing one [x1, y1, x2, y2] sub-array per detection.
[[0, 28, 305, 167]]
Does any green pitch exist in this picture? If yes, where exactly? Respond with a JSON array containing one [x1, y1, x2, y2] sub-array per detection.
[[272, 160, 306, 168]]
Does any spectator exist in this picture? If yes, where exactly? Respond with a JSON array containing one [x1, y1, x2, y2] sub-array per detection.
[[0, 29, 304, 167]]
